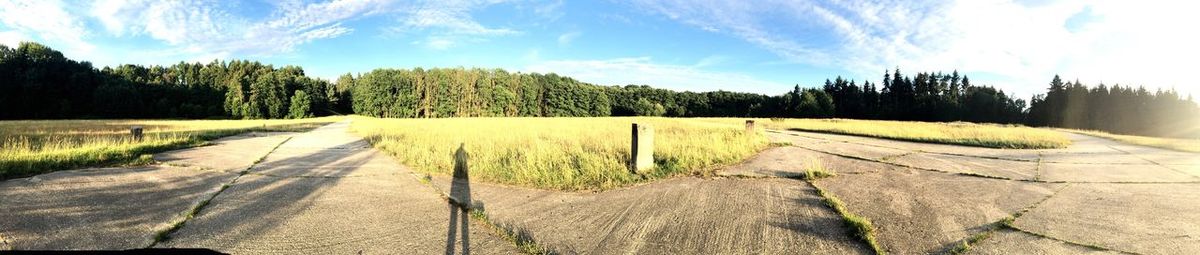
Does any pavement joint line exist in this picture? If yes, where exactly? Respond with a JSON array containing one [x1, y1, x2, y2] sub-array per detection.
[[790, 144, 1018, 182], [1107, 145, 1200, 180], [804, 179, 886, 255], [1000, 184, 1142, 255], [775, 129, 1174, 166], [402, 171, 554, 255], [948, 183, 1072, 254], [1004, 226, 1141, 255], [144, 135, 294, 248], [878, 152, 914, 162]]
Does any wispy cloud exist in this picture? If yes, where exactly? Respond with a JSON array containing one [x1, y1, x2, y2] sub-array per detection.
[[85, 0, 385, 59], [627, 0, 1200, 97], [391, 0, 523, 50], [525, 57, 785, 94], [557, 31, 580, 46]]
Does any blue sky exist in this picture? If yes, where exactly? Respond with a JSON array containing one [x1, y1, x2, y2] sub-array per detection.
[[1, 0, 1197, 99]]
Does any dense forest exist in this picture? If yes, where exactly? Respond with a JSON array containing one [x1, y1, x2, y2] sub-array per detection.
[[1027, 75, 1200, 138], [0, 42, 347, 119], [1, 42, 1197, 138]]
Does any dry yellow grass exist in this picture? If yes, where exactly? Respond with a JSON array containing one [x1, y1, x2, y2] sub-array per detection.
[[700, 118, 1070, 149], [1065, 129, 1200, 153], [1, 117, 339, 179], [350, 116, 769, 190]]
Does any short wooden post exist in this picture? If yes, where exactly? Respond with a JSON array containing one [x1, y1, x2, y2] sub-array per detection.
[[130, 126, 144, 142], [630, 123, 654, 174], [745, 120, 756, 133]]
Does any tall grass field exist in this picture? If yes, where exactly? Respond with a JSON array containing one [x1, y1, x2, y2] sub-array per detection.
[[351, 116, 770, 190], [0, 117, 338, 180], [729, 118, 1072, 149]]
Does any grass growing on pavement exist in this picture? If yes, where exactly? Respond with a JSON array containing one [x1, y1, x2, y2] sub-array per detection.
[[351, 116, 769, 191], [802, 161, 837, 180], [0, 117, 337, 180], [1065, 129, 1200, 153], [468, 209, 552, 255], [949, 218, 1010, 254], [811, 184, 885, 254], [707, 118, 1071, 149]]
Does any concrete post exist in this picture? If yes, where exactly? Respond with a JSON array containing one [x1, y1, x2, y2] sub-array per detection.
[[630, 123, 654, 174], [745, 120, 756, 133], [130, 126, 144, 142]]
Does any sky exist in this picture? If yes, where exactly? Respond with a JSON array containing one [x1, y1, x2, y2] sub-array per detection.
[[1, 0, 1197, 99]]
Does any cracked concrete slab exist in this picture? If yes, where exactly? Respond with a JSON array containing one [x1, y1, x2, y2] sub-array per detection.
[[719, 146, 884, 178], [154, 132, 294, 172], [429, 175, 871, 254], [0, 165, 238, 250], [804, 142, 912, 161], [1039, 152, 1151, 164], [1012, 183, 1200, 255], [1038, 162, 1197, 183], [158, 121, 518, 254], [0, 131, 292, 250], [812, 157, 1063, 254], [887, 152, 1039, 180], [966, 229, 1121, 255]]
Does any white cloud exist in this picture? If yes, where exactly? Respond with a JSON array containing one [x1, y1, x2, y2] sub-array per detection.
[[557, 31, 580, 46], [388, 0, 523, 50], [395, 1, 520, 36], [0, 30, 28, 48], [525, 57, 786, 94], [0, 0, 94, 54], [85, 0, 382, 59], [628, 0, 1200, 98]]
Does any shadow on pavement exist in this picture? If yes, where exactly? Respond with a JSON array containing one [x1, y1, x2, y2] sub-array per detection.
[[445, 143, 472, 255]]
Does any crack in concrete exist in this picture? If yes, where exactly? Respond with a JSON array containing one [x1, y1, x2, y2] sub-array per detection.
[[1107, 145, 1200, 181], [780, 130, 1197, 166], [405, 172, 553, 255], [786, 140, 1200, 185], [144, 135, 294, 248]]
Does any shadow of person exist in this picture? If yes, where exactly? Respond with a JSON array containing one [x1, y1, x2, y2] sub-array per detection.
[[445, 143, 472, 255]]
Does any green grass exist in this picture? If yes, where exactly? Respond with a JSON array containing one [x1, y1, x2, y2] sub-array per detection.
[[468, 208, 553, 255], [351, 116, 769, 191], [1064, 129, 1200, 153], [802, 161, 837, 180], [715, 118, 1071, 149], [948, 218, 1009, 254], [1, 117, 337, 180], [812, 184, 885, 254]]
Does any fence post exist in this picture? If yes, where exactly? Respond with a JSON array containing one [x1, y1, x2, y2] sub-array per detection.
[[630, 123, 654, 174], [130, 126, 144, 142]]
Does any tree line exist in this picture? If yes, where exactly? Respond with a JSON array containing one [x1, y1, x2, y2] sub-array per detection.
[[1028, 75, 1199, 138], [1, 42, 1196, 138], [0, 42, 345, 119]]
